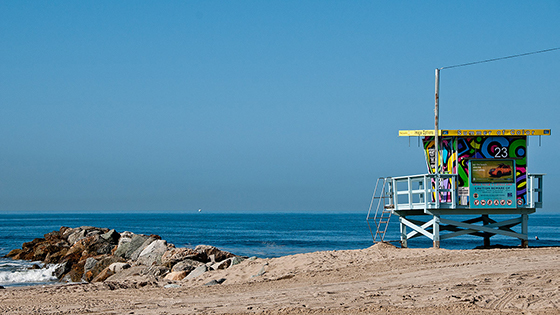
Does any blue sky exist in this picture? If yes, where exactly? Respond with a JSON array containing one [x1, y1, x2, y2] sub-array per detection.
[[0, 1, 558, 212]]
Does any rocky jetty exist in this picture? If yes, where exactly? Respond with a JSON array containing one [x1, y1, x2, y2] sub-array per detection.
[[5, 226, 245, 287]]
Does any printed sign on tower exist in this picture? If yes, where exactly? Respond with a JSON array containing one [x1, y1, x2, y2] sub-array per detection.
[[468, 159, 517, 209]]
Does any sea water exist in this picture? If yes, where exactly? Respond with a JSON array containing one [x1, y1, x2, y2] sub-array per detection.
[[1, 211, 559, 287]]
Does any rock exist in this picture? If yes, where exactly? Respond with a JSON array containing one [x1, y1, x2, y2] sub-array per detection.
[[113, 232, 133, 258], [100, 229, 120, 244], [251, 264, 267, 278], [62, 234, 113, 264], [171, 259, 203, 273], [104, 279, 157, 290], [164, 283, 181, 288], [137, 240, 168, 266], [43, 230, 64, 243], [161, 248, 202, 266], [6, 226, 244, 286], [149, 234, 162, 240], [108, 262, 130, 273], [62, 239, 88, 263], [163, 271, 187, 281], [230, 256, 245, 266], [104, 266, 158, 289], [141, 265, 169, 278], [204, 278, 226, 286], [29, 264, 41, 270], [22, 238, 45, 250], [211, 258, 231, 270], [129, 236, 157, 261], [5, 249, 22, 258], [81, 234, 115, 256], [1, 226, 122, 281], [96, 241, 114, 256], [54, 261, 71, 279], [195, 245, 234, 263], [91, 267, 115, 282], [65, 259, 87, 282], [9, 238, 62, 262], [114, 233, 154, 260], [84, 257, 98, 274], [67, 229, 87, 246], [44, 248, 68, 264], [105, 266, 148, 281], [60, 274, 72, 283], [33, 243, 61, 262], [78, 226, 108, 236], [58, 226, 72, 236], [61, 245, 84, 267], [84, 255, 125, 282], [61, 227, 75, 240], [185, 265, 208, 280]]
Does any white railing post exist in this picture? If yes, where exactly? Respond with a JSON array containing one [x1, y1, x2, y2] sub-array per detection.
[[451, 175, 456, 208], [529, 175, 534, 208], [424, 175, 429, 208], [408, 177, 413, 209], [435, 176, 440, 209], [392, 178, 398, 211]]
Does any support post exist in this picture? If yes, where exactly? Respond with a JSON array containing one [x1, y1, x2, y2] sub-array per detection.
[[400, 216, 408, 248], [433, 215, 440, 248], [482, 214, 490, 247], [434, 69, 441, 214], [521, 214, 528, 248]]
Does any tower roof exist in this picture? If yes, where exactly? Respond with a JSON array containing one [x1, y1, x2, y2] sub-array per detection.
[[398, 129, 551, 137]]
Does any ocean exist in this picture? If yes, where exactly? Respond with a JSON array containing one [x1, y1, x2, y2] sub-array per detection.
[[1, 211, 559, 287]]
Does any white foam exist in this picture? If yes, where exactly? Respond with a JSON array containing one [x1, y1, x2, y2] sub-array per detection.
[[0, 264, 59, 286]]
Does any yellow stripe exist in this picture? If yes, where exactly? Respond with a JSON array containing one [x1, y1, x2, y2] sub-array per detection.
[[399, 129, 551, 137]]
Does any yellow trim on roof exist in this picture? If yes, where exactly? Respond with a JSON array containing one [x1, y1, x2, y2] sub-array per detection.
[[399, 129, 551, 137]]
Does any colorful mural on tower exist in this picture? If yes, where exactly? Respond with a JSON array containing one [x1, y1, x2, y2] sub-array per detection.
[[423, 137, 457, 174], [423, 137, 457, 203], [422, 136, 527, 206]]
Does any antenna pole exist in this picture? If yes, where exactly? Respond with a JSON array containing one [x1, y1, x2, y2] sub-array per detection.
[[434, 68, 440, 175]]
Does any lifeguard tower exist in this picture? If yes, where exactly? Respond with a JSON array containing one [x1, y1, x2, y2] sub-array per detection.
[[367, 67, 552, 249], [366, 128, 550, 248]]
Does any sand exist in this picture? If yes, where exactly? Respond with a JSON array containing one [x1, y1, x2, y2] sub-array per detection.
[[1, 243, 559, 314]]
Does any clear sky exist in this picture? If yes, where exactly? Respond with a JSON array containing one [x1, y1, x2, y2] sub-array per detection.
[[0, 1, 559, 212]]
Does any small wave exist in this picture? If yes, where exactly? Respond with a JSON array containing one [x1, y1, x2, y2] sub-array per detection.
[[0, 261, 26, 268], [0, 264, 59, 286]]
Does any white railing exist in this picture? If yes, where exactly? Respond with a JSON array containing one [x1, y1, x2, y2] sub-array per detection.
[[527, 174, 544, 209], [389, 173, 543, 211], [391, 174, 456, 211]]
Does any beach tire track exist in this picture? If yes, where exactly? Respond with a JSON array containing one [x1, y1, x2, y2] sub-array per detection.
[[488, 290, 517, 310]]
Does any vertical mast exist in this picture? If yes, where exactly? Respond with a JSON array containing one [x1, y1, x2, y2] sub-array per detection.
[[434, 68, 440, 175]]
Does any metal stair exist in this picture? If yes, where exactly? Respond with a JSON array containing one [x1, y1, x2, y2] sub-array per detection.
[[366, 177, 394, 243]]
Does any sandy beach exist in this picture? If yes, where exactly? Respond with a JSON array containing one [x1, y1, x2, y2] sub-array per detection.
[[1, 243, 559, 314]]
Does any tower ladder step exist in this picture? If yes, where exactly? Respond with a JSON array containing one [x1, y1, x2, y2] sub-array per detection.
[[366, 177, 393, 243]]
